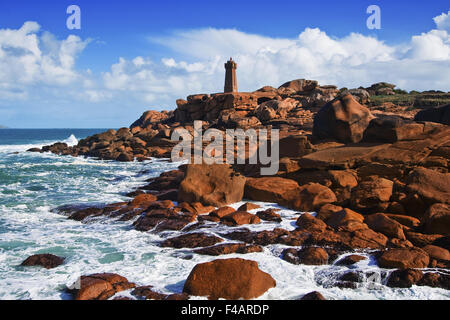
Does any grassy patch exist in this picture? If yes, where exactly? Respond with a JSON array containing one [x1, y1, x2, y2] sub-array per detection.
[[370, 93, 450, 109]]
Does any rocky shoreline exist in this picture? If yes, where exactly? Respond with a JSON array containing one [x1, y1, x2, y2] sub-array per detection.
[[24, 79, 450, 300]]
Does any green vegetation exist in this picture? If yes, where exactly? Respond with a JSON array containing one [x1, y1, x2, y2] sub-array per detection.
[[369, 93, 450, 109]]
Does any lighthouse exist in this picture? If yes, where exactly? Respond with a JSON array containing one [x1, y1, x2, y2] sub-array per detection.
[[224, 58, 238, 93]]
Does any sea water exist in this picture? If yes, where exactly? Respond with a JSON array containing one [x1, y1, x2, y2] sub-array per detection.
[[0, 129, 449, 300]]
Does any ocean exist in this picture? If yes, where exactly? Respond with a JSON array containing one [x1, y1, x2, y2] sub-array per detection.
[[0, 129, 448, 300]]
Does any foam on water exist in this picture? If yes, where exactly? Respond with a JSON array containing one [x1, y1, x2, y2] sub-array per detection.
[[0, 136, 449, 300]]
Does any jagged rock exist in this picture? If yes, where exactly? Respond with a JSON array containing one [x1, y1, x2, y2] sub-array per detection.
[[289, 183, 337, 212], [424, 203, 450, 236], [278, 79, 319, 93], [283, 247, 329, 265], [365, 213, 406, 240], [350, 176, 393, 213], [71, 273, 135, 300], [221, 211, 261, 226], [178, 164, 246, 207], [194, 243, 263, 256], [335, 255, 366, 266], [387, 269, 424, 288], [363, 116, 426, 143], [378, 248, 430, 269], [161, 233, 223, 249], [406, 168, 450, 205], [326, 208, 365, 230], [256, 209, 282, 222], [131, 286, 168, 300], [313, 94, 375, 143], [210, 206, 236, 218], [296, 213, 327, 233], [414, 104, 450, 125], [279, 135, 314, 158], [238, 203, 261, 211], [422, 245, 450, 262]]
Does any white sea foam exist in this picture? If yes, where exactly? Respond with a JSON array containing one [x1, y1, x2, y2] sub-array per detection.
[[0, 134, 78, 154], [0, 150, 449, 300]]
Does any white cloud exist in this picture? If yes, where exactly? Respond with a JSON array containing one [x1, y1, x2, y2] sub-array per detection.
[[434, 11, 450, 31], [104, 22, 448, 102], [1, 12, 450, 127], [0, 22, 89, 89]]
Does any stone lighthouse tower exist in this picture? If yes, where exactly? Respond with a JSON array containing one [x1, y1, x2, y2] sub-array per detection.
[[224, 58, 238, 93]]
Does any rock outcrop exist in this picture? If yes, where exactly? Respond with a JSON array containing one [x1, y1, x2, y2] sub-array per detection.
[[183, 258, 276, 299], [21, 254, 65, 269], [313, 94, 375, 143], [178, 164, 246, 207]]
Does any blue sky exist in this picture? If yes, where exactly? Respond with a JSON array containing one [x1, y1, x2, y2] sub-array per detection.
[[0, 0, 449, 128]]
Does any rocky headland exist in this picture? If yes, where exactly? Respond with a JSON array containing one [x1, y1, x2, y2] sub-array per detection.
[[26, 79, 450, 300]]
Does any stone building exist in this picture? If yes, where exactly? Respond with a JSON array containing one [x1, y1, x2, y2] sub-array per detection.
[[224, 58, 238, 93]]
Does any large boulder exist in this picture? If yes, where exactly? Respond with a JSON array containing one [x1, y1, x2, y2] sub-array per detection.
[[365, 213, 406, 240], [21, 254, 65, 269], [161, 233, 224, 249], [313, 94, 375, 143], [350, 176, 393, 213], [244, 177, 300, 204], [363, 116, 426, 143], [183, 258, 276, 299], [283, 247, 329, 265], [387, 269, 424, 288], [72, 273, 136, 300], [377, 248, 430, 269], [130, 110, 169, 133], [178, 164, 246, 207], [278, 79, 318, 93], [289, 183, 337, 212], [221, 211, 261, 226], [279, 135, 314, 158], [424, 203, 450, 236], [414, 104, 450, 125], [255, 99, 297, 122], [406, 168, 450, 205]]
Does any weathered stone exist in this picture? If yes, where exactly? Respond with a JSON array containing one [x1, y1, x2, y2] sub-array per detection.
[[296, 213, 327, 233], [194, 243, 263, 256], [73, 273, 135, 300], [406, 168, 450, 205], [351, 176, 393, 213], [378, 248, 430, 269], [365, 213, 406, 240], [300, 291, 326, 300], [21, 254, 65, 269], [160, 233, 224, 249], [178, 164, 246, 207], [335, 255, 366, 266], [387, 269, 424, 288], [424, 203, 450, 236], [313, 94, 375, 143], [289, 183, 337, 212], [183, 258, 276, 299], [221, 211, 261, 226]]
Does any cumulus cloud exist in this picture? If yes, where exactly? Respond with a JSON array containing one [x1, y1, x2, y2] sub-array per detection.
[[434, 11, 450, 31], [1, 12, 450, 127], [0, 22, 89, 91], [104, 22, 449, 102]]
